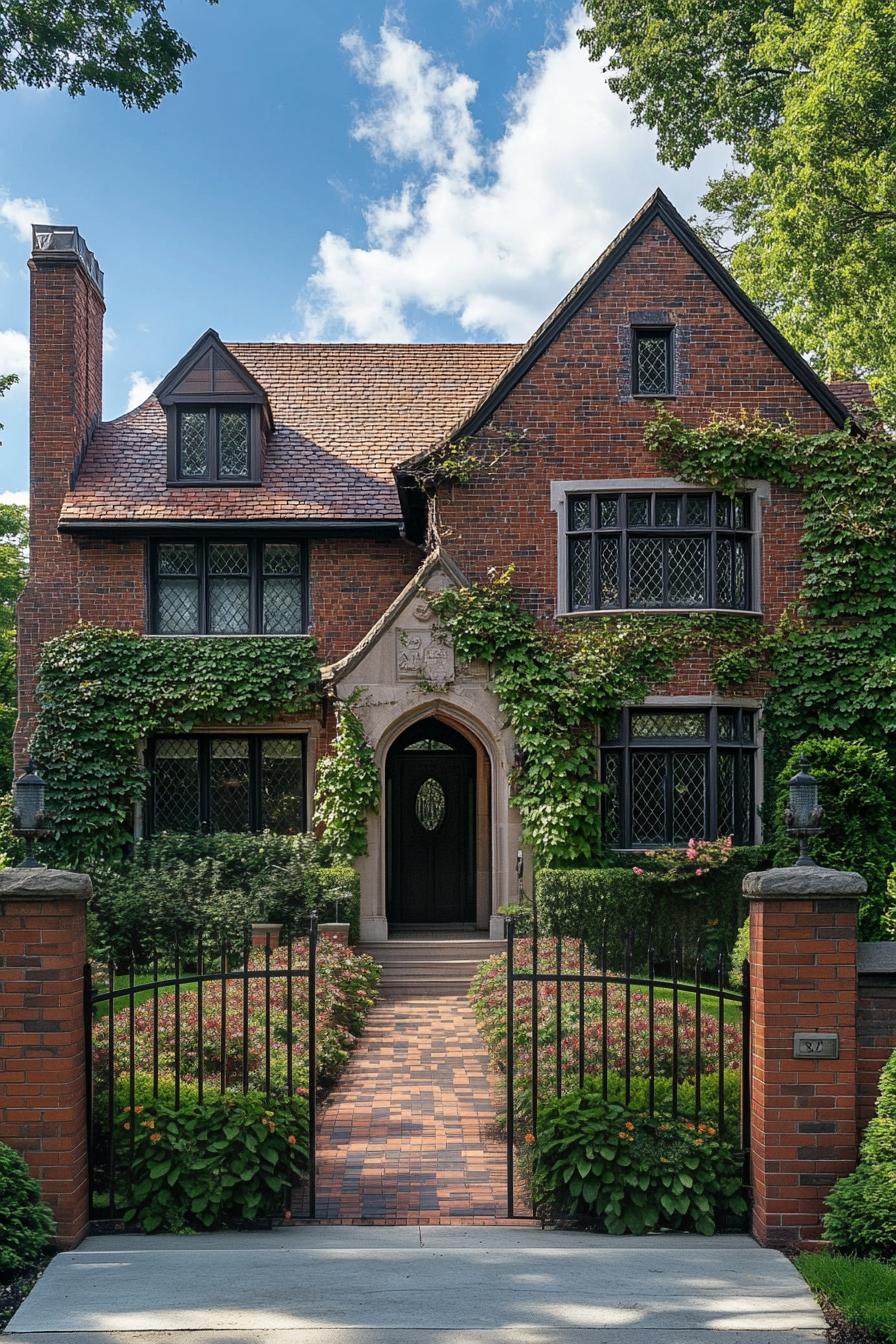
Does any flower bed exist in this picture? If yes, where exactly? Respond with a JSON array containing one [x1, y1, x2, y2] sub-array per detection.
[[93, 936, 379, 1096], [470, 939, 742, 1129]]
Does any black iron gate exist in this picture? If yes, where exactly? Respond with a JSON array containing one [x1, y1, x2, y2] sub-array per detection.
[[504, 918, 749, 1220], [85, 913, 318, 1225]]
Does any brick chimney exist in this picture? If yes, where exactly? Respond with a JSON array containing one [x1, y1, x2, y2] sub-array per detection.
[[14, 227, 105, 766]]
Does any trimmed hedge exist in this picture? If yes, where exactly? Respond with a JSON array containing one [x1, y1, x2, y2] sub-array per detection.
[[535, 846, 768, 965], [0, 1143, 54, 1273], [824, 1049, 896, 1260]]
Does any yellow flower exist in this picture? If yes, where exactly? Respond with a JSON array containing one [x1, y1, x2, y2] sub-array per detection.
[[694, 1139, 703, 1147], [624, 1121, 635, 1131]]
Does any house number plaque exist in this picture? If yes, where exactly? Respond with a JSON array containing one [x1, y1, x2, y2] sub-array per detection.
[[793, 1032, 839, 1059]]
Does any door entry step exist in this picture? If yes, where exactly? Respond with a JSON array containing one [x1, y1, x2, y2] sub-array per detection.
[[360, 938, 498, 996]]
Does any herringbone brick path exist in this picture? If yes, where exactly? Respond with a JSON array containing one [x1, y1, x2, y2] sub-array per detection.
[[303, 993, 530, 1224]]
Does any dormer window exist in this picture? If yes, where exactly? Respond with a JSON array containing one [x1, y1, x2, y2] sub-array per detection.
[[156, 330, 272, 486], [177, 407, 251, 480]]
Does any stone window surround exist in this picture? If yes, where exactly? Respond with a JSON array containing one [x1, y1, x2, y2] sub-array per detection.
[[602, 693, 764, 852], [550, 476, 771, 618]]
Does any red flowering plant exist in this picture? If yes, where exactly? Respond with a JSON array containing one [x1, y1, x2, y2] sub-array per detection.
[[470, 939, 742, 1134], [93, 936, 380, 1101], [631, 835, 734, 883]]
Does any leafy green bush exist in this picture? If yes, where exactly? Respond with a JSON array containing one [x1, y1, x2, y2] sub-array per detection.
[[536, 846, 767, 965], [824, 1050, 896, 1260], [118, 1091, 308, 1232], [0, 792, 23, 869], [797, 1253, 896, 1343], [729, 918, 750, 989], [773, 738, 896, 938], [0, 1143, 54, 1272], [89, 832, 358, 964], [530, 1090, 746, 1233]]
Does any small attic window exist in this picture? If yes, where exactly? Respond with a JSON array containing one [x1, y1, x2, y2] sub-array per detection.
[[156, 330, 272, 486]]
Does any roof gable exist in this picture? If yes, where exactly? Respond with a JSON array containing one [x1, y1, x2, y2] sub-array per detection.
[[397, 189, 850, 479], [155, 329, 272, 419]]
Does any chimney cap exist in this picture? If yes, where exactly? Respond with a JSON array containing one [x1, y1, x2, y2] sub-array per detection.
[[31, 224, 103, 296]]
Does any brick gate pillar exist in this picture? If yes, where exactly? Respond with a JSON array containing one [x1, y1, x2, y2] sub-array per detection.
[[0, 867, 92, 1249], [745, 865, 864, 1250]]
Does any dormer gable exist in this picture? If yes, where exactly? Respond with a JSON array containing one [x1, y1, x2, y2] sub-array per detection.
[[155, 329, 273, 486]]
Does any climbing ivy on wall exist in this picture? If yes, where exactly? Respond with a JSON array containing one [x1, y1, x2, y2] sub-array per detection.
[[313, 691, 380, 863], [646, 406, 896, 776], [429, 571, 759, 867], [30, 625, 321, 870]]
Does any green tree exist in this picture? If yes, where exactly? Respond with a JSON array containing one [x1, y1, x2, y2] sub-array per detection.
[[579, 0, 896, 416], [0, 0, 218, 111], [0, 500, 27, 791]]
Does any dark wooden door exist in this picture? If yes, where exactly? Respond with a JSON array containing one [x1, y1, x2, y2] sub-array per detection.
[[389, 751, 474, 924]]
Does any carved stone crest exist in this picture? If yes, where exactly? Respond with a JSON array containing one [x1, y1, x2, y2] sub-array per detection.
[[396, 627, 455, 683]]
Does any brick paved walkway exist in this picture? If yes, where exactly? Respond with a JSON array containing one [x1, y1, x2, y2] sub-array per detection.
[[305, 993, 523, 1224]]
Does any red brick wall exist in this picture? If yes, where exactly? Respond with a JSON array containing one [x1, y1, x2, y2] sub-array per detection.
[[436, 219, 835, 697], [308, 535, 421, 663], [857, 971, 896, 1129]]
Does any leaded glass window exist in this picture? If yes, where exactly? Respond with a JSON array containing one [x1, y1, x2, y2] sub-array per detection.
[[599, 706, 756, 848], [633, 328, 673, 395], [174, 407, 252, 482], [151, 539, 306, 635], [150, 735, 307, 835], [566, 490, 753, 612]]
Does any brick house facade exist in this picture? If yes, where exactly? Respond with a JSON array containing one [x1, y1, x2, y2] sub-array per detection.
[[17, 193, 856, 940]]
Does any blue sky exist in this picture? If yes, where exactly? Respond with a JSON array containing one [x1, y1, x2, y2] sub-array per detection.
[[0, 0, 724, 496]]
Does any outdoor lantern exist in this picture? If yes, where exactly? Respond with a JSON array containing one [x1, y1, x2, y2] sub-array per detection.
[[784, 755, 824, 867], [12, 760, 48, 868]]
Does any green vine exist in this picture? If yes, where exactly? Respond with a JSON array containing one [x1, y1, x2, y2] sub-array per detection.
[[646, 405, 896, 769], [314, 691, 379, 862], [429, 571, 759, 866], [31, 626, 321, 870]]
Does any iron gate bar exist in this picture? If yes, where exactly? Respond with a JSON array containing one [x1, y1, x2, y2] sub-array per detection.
[[86, 912, 318, 1225], [504, 916, 748, 1220]]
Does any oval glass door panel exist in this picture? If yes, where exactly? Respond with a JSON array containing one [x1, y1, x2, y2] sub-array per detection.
[[415, 777, 446, 832]]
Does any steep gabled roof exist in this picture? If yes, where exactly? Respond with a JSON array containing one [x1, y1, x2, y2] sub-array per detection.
[[395, 189, 852, 489]]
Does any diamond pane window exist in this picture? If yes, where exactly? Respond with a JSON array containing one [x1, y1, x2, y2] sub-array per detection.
[[564, 489, 753, 612], [598, 706, 756, 848], [261, 739, 305, 833], [599, 496, 619, 528], [218, 411, 250, 477], [151, 540, 307, 635], [178, 412, 208, 477], [415, 777, 446, 832], [150, 735, 307, 836], [210, 738, 251, 833], [630, 711, 706, 738], [153, 739, 200, 832], [634, 330, 672, 395]]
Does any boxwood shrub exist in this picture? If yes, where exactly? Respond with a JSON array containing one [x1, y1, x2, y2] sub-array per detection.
[[824, 1049, 896, 1260], [0, 1143, 54, 1273], [535, 846, 768, 965]]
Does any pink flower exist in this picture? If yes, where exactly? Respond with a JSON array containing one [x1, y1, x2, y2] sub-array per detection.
[[695, 867, 705, 876], [632, 866, 645, 876]]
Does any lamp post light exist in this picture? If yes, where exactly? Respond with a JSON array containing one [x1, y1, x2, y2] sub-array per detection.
[[784, 755, 824, 867], [12, 760, 49, 868]]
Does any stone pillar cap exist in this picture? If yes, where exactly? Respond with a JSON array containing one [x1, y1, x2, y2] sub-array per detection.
[[743, 865, 866, 900], [0, 867, 93, 900]]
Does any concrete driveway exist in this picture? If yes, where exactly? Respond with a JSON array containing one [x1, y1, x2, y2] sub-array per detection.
[[5, 1226, 826, 1342]]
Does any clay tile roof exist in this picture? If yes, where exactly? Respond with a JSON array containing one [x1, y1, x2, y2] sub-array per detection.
[[827, 379, 875, 409], [59, 343, 519, 527]]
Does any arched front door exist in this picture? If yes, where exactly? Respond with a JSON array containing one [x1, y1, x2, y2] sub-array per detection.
[[386, 718, 476, 925]]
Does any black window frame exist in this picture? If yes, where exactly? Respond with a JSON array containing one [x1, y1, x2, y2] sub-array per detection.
[[599, 705, 757, 850], [148, 536, 308, 636], [566, 489, 754, 613], [632, 326, 674, 397], [174, 405, 257, 484], [147, 733, 308, 836]]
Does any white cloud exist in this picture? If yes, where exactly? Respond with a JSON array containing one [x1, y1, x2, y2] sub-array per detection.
[[0, 490, 28, 507], [299, 7, 726, 342], [103, 326, 118, 354], [0, 192, 54, 243], [0, 330, 29, 378], [126, 371, 157, 410]]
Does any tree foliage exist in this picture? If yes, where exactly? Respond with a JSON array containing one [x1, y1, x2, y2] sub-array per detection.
[[578, 0, 896, 416], [0, 0, 217, 110], [0, 500, 27, 791]]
